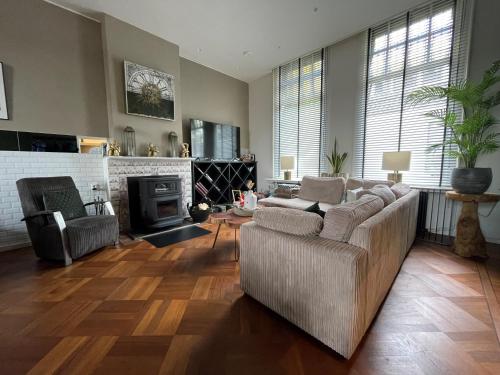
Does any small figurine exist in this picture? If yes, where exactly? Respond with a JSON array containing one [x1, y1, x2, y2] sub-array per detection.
[[146, 143, 159, 157], [108, 140, 121, 156], [245, 179, 255, 190], [181, 143, 190, 158]]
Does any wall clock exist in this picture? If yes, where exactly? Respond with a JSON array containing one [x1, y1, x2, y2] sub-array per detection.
[[124, 61, 174, 121]]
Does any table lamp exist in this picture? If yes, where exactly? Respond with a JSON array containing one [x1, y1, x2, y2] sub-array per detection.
[[280, 156, 295, 180], [382, 151, 411, 183]]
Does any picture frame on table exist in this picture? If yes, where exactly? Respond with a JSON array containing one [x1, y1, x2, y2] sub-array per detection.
[[232, 190, 242, 203]]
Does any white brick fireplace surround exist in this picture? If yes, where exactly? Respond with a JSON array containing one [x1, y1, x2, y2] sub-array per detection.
[[105, 157, 192, 230], [0, 152, 192, 251]]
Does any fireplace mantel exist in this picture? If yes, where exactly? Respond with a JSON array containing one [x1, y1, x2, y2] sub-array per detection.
[[105, 157, 192, 230]]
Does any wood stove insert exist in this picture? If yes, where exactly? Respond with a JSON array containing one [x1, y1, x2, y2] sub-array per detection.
[[127, 175, 183, 232]]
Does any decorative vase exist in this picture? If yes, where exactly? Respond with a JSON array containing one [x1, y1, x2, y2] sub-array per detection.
[[123, 126, 136, 156], [187, 198, 213, 223], [167, 132, 179, 157], [451, 168, 492, 194]]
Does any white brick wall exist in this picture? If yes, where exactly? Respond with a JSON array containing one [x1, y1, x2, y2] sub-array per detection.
[[105, 157, 192, 230], [0, 151, 107, 251], [0, 153, 193, 251]]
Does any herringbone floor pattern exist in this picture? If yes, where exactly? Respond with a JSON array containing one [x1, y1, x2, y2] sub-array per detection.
[[1, 223, 500, 374]]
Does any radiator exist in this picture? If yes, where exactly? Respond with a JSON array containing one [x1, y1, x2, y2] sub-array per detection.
[[415, 187, 458, 245]]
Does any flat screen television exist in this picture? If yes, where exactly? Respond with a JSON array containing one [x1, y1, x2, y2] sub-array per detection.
[[190, 119, 240, 159]]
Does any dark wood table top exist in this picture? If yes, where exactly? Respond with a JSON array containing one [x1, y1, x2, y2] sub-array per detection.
[[445, 191, 500, 203], [208, 209, 254, 229]]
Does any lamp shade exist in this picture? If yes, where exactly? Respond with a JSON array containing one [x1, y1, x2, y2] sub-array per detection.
[[382, 151, 411, 171], [280, 155, 295, 170]]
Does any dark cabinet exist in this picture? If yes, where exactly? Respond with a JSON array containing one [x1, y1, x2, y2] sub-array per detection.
[[192, 161, 257, 204]]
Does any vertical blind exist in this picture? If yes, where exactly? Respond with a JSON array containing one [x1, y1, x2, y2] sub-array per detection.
[[273, 49, 328, 179], [353, 0, 471, 186]]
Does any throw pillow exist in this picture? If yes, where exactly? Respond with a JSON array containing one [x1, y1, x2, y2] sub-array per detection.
[[298, 176, 346, 205], [390, 182, 411, 199], [357, 186, 396, 207], [346, 188, 364, 202], [43, 189, 87, 221], [304, 201, 326, 218], [273, 184, 300, 199], [254, 207, 323, 236], [320, 195, 384, 242]]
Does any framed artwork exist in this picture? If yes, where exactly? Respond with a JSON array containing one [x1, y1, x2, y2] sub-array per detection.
[[0, 62, 8, 120], [232, 190, 242, 203], [124, 61, 174, 121]]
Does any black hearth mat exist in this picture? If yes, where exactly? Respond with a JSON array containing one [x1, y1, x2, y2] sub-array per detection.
[[144, 225, 211, 248]]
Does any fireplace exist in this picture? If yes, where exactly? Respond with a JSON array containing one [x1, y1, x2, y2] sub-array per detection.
[[127, 175, 184, 232]]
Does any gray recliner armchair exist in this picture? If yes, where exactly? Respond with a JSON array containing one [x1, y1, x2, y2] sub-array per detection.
[[16, 176, 119, 265]]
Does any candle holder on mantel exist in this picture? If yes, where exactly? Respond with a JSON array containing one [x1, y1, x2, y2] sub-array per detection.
[[167, 131, 179, 157], [122, 126, 136, 156]]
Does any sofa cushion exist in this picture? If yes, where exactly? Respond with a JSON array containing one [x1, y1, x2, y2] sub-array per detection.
[[259, 197, 337, 212], [390, 182, 411, 199], [320, 195, 384, 242], [66, 215, 119, 259], [358, 186, 396, 207], [254, 207, 323, 236], [298, 176, 345, 204], [346, 178, 395, 190]]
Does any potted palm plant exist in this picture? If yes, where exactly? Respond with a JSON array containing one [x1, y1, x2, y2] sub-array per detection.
[[407, 60, 500, 194], [324, 138, 348, 179]]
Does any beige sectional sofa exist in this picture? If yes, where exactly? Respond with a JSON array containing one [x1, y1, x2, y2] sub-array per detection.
[[240, 186, 419, 359], [260, 176, 395, 210]]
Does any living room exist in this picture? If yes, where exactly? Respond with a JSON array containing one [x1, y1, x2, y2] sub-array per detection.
[[0, 0, 499, 373]]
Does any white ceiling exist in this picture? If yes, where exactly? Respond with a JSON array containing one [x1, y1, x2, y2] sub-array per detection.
[[48, 0, 426, 82]]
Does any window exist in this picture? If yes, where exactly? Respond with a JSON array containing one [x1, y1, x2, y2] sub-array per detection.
[[273, 49, 328, 179], [354, 0, 471, 186]]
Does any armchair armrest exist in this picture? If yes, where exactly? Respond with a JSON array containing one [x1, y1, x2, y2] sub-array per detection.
[[83, 200, 115, 216], [20, 210, 72, 266], [21, 210, 55, 221]]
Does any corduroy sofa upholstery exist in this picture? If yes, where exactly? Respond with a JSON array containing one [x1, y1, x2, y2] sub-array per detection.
[[240, 189, 419, 358]]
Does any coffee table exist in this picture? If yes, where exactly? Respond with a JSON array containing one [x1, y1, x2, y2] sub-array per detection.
[[208, 209, 253, 261]]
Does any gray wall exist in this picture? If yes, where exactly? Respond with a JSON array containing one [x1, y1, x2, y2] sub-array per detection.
[[248, 0, 499, 242], [326, 33, 367, 175], [0, 0, 108, 137], [180, 58, 249, 149], [101, 15, 182, 155], [249, 73, 273, 188], [248, 33, 366, 189], [467, 0, 500, 242]]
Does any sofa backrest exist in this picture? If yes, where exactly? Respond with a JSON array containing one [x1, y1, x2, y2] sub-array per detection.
[[298, 176, 345, 204], [346, 177, 395, 191]]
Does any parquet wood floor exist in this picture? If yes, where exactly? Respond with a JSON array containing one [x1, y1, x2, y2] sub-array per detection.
[[1, 223, 500, 374]]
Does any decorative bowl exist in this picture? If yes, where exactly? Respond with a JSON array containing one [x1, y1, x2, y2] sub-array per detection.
[[233, 206, 256, 217]]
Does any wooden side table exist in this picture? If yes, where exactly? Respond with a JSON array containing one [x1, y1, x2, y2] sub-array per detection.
[[208, 210, 253, 261], [445, 191, 500, 258]]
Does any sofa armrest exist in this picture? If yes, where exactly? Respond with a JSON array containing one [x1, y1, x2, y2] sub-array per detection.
[[254, 207, 323, 236]]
